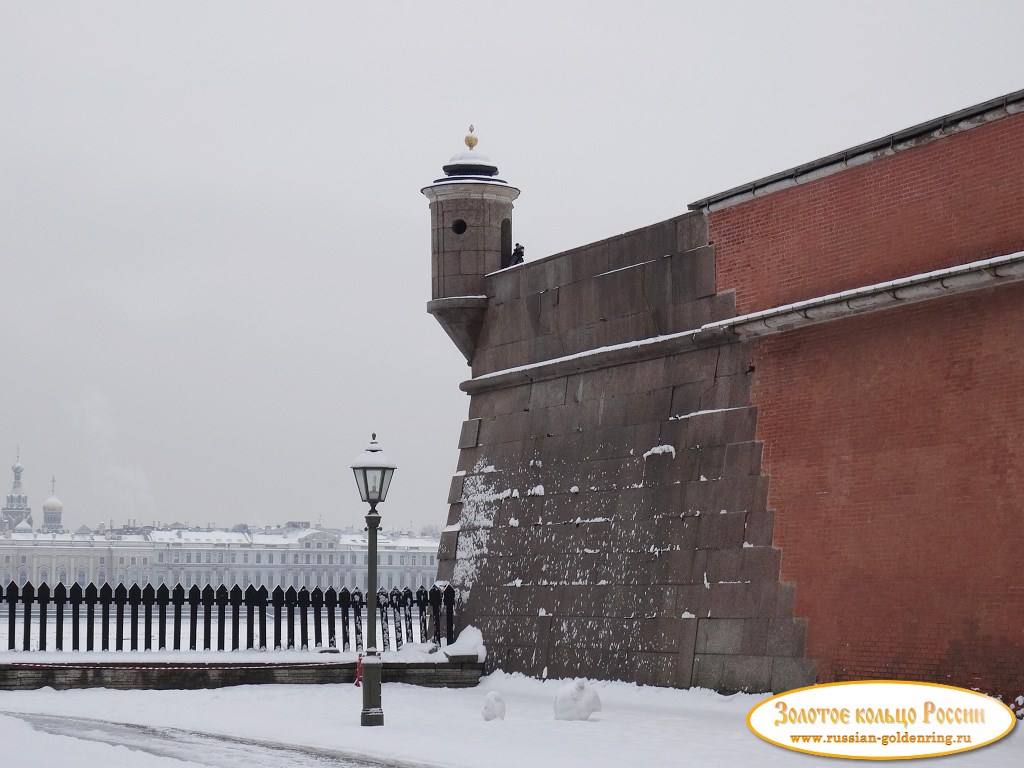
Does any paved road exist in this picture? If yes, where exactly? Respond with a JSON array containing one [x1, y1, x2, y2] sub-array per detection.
[[5, 711, 421, 768]]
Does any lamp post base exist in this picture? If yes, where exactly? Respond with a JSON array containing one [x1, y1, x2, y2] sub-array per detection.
[[360, 653, 384, 726], [360, 708, 384, 727]]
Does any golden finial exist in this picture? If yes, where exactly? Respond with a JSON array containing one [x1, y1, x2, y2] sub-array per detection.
[[465, 124, 478, 150]]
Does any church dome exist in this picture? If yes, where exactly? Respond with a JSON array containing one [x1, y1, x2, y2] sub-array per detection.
[[11, 462, 23, 474], [43, 495, 63, 512]]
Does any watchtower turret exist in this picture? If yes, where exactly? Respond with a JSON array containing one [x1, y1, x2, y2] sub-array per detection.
[[422, 126, 520, 362]]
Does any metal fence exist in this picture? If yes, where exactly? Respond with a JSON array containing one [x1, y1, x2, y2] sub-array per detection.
[[2, 581, 457, 653]]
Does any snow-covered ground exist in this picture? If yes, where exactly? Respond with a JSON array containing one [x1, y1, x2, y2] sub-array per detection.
[[0, 672, 1019, 768]]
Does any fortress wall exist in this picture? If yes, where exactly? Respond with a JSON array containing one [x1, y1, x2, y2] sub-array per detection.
[[708, 111, 1024, 316], [469, 214, 714, 378], [436, 100, 1022, 697], [705, 110, 1024, 700], [746, 285, 1024, 698], [439, 215, 815, 692]]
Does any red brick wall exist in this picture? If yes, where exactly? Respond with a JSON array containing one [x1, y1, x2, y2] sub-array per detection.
[[707, 113, 1024, 701], [709, 113, 1024, 316], [749, 284, 1024, 700]]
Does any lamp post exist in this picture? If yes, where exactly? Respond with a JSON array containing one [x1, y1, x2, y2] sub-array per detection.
[[351, 432, 396, 727]]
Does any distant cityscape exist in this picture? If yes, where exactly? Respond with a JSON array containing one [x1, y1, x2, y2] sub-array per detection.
[[1, 460, 439, 592]]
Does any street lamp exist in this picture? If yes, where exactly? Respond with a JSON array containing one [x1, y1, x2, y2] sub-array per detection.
[[351, 432, 396, 727]]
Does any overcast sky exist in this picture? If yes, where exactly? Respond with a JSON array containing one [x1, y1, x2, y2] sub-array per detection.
[[1, 1, 1021, 533]]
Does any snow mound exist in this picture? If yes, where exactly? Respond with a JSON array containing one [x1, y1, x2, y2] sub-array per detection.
[[482, 691, 506, 721], [444, 625, 487, 662], [553, 679, 602, 721]]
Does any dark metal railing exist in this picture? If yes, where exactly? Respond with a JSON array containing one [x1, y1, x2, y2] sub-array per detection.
[[2, 581, 458, 653]]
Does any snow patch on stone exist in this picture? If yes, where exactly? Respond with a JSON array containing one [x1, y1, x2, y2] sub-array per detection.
[[642, 444, 676, 459]]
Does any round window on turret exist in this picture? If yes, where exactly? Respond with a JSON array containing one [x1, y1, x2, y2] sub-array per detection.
[[451, 219, 467, 235]]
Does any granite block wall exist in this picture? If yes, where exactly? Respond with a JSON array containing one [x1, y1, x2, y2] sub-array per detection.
[[437, 213, 815, 692]]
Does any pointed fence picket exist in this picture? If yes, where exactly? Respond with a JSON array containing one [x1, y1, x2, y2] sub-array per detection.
[[0, 581, 457, 654]]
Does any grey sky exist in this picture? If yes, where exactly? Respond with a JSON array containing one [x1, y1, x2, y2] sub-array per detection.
[[1, 1, 1022, 532]]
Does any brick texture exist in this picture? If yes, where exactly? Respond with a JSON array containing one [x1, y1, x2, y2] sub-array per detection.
[[749, 286, 1024, 702], [708, 112, 1024, 316]]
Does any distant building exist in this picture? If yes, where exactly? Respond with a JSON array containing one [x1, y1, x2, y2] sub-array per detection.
[[0, 463, 438, 591], [1, 461, 33, 532]]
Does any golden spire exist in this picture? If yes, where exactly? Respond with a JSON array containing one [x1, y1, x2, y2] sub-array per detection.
[[465, 124, 478, 150]]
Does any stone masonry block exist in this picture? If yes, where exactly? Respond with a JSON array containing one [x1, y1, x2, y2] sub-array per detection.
[[723, 441, 763, 476], [677, 211, 708, 253], [477, 411, 532, 445], [532, 404, 577, 438], [695, 618, 744, 654], [691, 654, 725, 690], [700, 373, 751, 411], [458, 419, 482, 449], [492, 270, 521, 304], [697, 511, 746, 549], [665, 347, 719, 386], [656, 514, 699, 551], [633, 652, 680, 687], [487, 646, 541, 678], [468, 384, 531, 419], [741, 618, 771, 655], [618, 388, 673, 425], [656, 549, 707, 585], [437, 531, 459, 561], [709, 582, 759, 618], [435, 558, 455, 583], [771, 657, 818, 693], [744, 509, 775, 546], [642, 448, 690, 488], [529, 334, 565, 363], [670, 381, 704, 416], [447, 475, 465, 505], [637, 617, 690, 654], [691, 246, 717, 299], [740, 546, 782, 583], [766, 617, 808, 657], [674, 584, 711, 618], [697, 445, 726, 481], [581, 425, 637, 462], [669, 245, 715, 302], [530, 378, 568, 410], [721, 655, 774, 693], [705, 548, 742, 583], [775, 582, 796, 617], [715, 343, 752, 376]]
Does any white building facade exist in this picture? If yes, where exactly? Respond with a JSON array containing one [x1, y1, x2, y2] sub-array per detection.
[[0, 464, 439, 592], [0, 526, 439, 593]]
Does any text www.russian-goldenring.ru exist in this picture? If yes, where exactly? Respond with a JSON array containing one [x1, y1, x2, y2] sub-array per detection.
[[790, 732, 972, 747]]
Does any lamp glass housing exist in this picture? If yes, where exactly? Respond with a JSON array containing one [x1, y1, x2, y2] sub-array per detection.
[[353, 466, 395, 504], [350, 434, 397, 506]]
